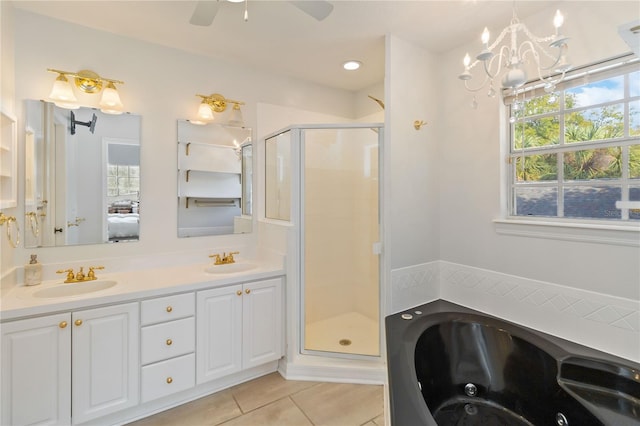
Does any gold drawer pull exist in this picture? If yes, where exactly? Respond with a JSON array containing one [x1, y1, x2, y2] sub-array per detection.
[[74, 319, 83, 326], [166, 306, 173, 313], [166, 339, 173, 346], [59, 321, 68, 329], [245, 289, 251, 294], [236, 290, 242, 296], [166, 377, 173, 384]]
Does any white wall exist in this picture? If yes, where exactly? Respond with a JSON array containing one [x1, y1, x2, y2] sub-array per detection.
[[439, 1, 640, 301], [1, 1, 17, 278], [386, 36, 441, 269], [7, 8, 358, 272]]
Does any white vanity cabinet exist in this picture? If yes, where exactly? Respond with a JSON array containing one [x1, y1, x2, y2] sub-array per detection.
[[1, 313, 71, 426], [197, 278, 283, 384], [140, 293, 196, 403], [0, 303, 139, 426], [71, 303, 139, 423]]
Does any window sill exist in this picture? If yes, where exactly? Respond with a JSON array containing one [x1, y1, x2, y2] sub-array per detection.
[[493, 218, 640, 247]]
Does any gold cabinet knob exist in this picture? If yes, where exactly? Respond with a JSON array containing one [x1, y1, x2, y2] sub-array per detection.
[[245, 289, 251, 294], [166, 339, 173, 346], [75, 319, 83, 326], [166, 306, 173, 313], [166, 377, 173, 384], [236, 290, 242, 296], [59, 321, 68, 329]]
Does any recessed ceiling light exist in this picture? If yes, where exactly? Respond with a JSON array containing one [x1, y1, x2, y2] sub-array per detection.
[[343, 60, 362, 71]]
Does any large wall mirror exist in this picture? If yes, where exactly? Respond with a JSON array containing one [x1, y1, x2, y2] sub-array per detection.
[[24, 100, 141, 247], [177, 120, 252, 237]]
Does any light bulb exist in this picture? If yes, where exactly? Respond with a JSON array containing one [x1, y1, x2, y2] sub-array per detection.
[[553, 10, 564, 29], [463, 53, 471, 68], [481, 27, 490, 45]]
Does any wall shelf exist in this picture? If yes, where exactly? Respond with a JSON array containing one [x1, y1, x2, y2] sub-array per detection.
[[0, 110, 18, 209]]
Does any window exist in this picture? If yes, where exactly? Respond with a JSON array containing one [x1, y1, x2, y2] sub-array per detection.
[[107, 164, 140, 197], [507, 56, 640, 222]]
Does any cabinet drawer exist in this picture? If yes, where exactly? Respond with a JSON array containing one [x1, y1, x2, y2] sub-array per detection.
[[141, 353, 195, 403], [141, 317, 195, 365], [141, 293, 194, 325]]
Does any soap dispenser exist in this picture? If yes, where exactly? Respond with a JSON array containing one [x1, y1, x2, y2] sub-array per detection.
[[24, 254, 42, 286]]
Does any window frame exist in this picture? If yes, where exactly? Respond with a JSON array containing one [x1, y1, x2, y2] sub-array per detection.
[[498, 55, 640, 245]]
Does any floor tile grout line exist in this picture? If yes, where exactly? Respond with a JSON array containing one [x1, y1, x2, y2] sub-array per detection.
[[288, 394, 317, 426]]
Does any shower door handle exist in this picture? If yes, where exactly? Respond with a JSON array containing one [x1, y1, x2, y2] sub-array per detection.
[[372, 242, 382, 255]]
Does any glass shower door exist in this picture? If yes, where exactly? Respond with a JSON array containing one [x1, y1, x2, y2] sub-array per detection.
[[302, 126, 381, 357]]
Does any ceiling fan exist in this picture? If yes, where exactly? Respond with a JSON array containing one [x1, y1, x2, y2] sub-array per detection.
[[189, 0, 334, 26]]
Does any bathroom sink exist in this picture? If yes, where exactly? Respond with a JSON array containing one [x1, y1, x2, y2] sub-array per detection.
[[204, 263, 257, 274], [33, 280, 118, 298]]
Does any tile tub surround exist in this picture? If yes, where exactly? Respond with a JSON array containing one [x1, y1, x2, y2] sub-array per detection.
[[391, 261, 640, 363], [126, 372, 385, 426]]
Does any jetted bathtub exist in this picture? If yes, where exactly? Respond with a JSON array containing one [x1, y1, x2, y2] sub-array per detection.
[[385, 300, 640, 426]]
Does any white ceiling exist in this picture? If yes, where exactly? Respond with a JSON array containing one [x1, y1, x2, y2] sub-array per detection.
[[12, 0, 558, 92]]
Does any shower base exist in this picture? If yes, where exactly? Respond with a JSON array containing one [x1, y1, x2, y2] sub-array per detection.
[[305, 311, 379, 356]]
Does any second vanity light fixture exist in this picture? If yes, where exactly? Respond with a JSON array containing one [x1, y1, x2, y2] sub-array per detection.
[[459, 7, 571, 102], [47, 68, 125, 114], [192, 93, 245, 127]]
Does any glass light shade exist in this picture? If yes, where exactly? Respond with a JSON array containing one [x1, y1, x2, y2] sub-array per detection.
[[49, 74, 78, 109], [99, 83, 124, 115], [197, 102, 214, 122], [228, 105, 244, 127]]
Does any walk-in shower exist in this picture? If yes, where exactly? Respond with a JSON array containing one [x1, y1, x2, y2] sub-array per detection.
[[266, 123, 383, 360]]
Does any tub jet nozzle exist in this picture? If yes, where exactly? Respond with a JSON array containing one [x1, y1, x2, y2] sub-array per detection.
[[464, 383, 478, 397]]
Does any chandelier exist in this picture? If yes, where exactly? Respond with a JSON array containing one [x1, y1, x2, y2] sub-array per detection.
[[459, 7, 571, 101]]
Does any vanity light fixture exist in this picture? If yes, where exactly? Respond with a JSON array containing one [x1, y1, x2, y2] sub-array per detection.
[[47, 68, 125, 114], [459, 7, 571, 102], [192, 93, 245, 127]]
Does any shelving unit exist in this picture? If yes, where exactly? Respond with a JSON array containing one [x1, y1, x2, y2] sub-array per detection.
[[0, 110, 17, 209]]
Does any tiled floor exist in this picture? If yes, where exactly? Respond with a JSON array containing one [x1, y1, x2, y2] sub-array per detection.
[[127, 372, 385, 426]]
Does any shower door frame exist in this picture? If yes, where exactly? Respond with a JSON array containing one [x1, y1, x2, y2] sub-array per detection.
[[297, 123, 384, 361]]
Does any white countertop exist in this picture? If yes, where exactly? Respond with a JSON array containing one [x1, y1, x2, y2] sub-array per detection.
[[1, 261, 285, 321]]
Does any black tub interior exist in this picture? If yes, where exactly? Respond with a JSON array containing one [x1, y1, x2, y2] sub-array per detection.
[[414, 321, 605, 425]]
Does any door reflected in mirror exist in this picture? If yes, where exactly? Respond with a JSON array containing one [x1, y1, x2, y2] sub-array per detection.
[[177, 120, 252, 237], [24, 100, 141, 247]]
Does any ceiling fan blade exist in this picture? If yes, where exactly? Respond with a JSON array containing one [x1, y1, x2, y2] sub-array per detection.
[[189, 1, 220, 26], [289, 1, 333, 21]]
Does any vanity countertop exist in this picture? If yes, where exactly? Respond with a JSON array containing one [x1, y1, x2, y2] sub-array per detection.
[[1, 261, 285, 321]]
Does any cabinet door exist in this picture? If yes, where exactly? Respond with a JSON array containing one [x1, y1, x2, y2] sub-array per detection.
[[71, 303, 139, 424], [196, 285, 243, 384], [243, 278, 283, 369], [1, 313, 71, 426]]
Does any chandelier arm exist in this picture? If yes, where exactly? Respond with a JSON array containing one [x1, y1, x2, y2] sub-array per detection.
[[463, 75, 491, 93], [479, 45, 510, 82], [520, 40, 565, 74]]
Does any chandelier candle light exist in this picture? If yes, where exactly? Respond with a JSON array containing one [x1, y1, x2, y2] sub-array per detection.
[[459, 8, 571, 102]]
